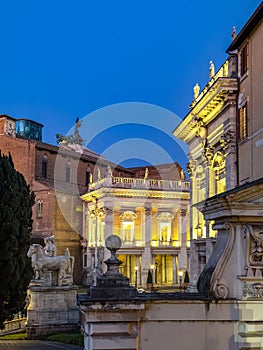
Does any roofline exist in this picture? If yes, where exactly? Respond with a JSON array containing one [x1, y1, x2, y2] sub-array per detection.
[[227, 2, 263, 52], [16, 118, 44, 127], [0, 114, 17, 122]]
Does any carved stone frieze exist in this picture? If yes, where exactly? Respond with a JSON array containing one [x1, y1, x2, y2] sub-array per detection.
[[243, 225, 263, 274], [220, 130, 235, 153], [186, 159, 197, 177], [243, 281, 263, 299], [203, 146, 215, 165]]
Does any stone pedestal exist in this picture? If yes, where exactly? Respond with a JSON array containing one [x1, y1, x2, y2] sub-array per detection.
[[26, 283, 80, 339], [79, 300, 145, 350]]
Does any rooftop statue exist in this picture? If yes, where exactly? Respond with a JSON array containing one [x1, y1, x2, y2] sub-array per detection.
[[209, 61, 215, 79], [231, 26, 236, 41], [55, 117, 85, 146], [193, 83, 200, 100]]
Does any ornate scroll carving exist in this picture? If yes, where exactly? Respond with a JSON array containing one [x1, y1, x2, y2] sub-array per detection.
[[220, 130, 235, 154], [197, 222, 235, 299]]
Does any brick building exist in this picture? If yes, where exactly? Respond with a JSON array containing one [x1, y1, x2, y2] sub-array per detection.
[[0, 114, 133, 283]]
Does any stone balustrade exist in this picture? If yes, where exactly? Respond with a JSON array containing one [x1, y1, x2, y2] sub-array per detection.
[[89, 176, 190, 191]]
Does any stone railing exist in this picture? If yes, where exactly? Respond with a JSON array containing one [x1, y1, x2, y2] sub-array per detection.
[[151, 240, 181, 248], [0, 317, 27, 336], [89, 176, 190, 191]]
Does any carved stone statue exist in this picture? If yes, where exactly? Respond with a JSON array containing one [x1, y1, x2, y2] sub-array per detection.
[[231, 26, 236, 41], [209, 61, 215, 79], [193, 83, 200, 100], [27, 244, 74, 286], [144, 167, 149, 180], [106, 164, 112, 177], [180, 169, 186, 180], [44, 236, 56, 257], [56, 117, 85, 146]]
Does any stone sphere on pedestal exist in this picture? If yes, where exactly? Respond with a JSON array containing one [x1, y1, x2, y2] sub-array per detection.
[[105, 235, 122, 253]]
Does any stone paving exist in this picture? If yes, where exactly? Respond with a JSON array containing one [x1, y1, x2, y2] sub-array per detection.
[[0, 340, 83, 350]]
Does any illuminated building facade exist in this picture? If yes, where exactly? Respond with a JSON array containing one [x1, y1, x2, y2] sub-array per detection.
[[81, 164, 190, 287], [174, 3, 263, 297], [173, 57, 238, 286]]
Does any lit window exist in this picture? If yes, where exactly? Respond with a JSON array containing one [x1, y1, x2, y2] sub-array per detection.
[[120, 211, 137, 245], [37, 200, 43, 218], [160, 222, 170, 242], [240, 43, 248, 77], [42, 154, 47, 178], [157, 212, 174, 245], [238, 103, 248, 141]]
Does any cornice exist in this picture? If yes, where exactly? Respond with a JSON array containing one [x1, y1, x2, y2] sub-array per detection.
[[173, 77, 237, 144], [81, 187, 190, 201]]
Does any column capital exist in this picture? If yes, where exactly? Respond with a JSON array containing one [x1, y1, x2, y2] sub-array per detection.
[[105, 207, 114, 216], [144, 207, 152, 216], [180, 208, 187, 217]]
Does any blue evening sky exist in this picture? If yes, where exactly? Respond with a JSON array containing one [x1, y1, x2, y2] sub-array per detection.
[[0, 1, 261, 168]]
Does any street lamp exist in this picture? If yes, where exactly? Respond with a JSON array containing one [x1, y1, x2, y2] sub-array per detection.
[[178, 270, 183, 292], [89, 197, 105, 279], [135, 266, 138, 289]]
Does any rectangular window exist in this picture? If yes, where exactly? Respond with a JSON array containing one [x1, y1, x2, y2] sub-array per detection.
[[85, 171, 90, 187], [42, 160, 47, 178], [66, 166, 70, 182], [238, 103, 248, 141], [240, 43, 248, 76]]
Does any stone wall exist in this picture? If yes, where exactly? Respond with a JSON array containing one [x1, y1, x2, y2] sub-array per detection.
[[79, 297, 263, 350]]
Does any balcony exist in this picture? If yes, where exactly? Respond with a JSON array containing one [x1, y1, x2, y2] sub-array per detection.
[[89, 176, 190, 192]]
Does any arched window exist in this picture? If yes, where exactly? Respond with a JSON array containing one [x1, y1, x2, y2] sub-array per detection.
[[157, 212, 174, 245], [120, 211, 137, 245], [42, 154, 48, 178], [66, 160, 71, 183], [37, 199, 43, 218]]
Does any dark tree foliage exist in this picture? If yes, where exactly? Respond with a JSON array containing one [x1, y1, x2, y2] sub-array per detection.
[[0, 152, 35, 328]]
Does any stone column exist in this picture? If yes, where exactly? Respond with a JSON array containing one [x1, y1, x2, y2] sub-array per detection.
[[178, 208, 188, 271], [136, 254, 141, 286], [141, 207, 152, 286], [172, 254, 177, 284]]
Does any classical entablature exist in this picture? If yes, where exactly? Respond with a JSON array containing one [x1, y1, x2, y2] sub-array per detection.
[[82, 187, 190, 201]]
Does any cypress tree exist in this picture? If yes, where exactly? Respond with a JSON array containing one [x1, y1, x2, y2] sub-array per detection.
[[0, 152, 35, 328]]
